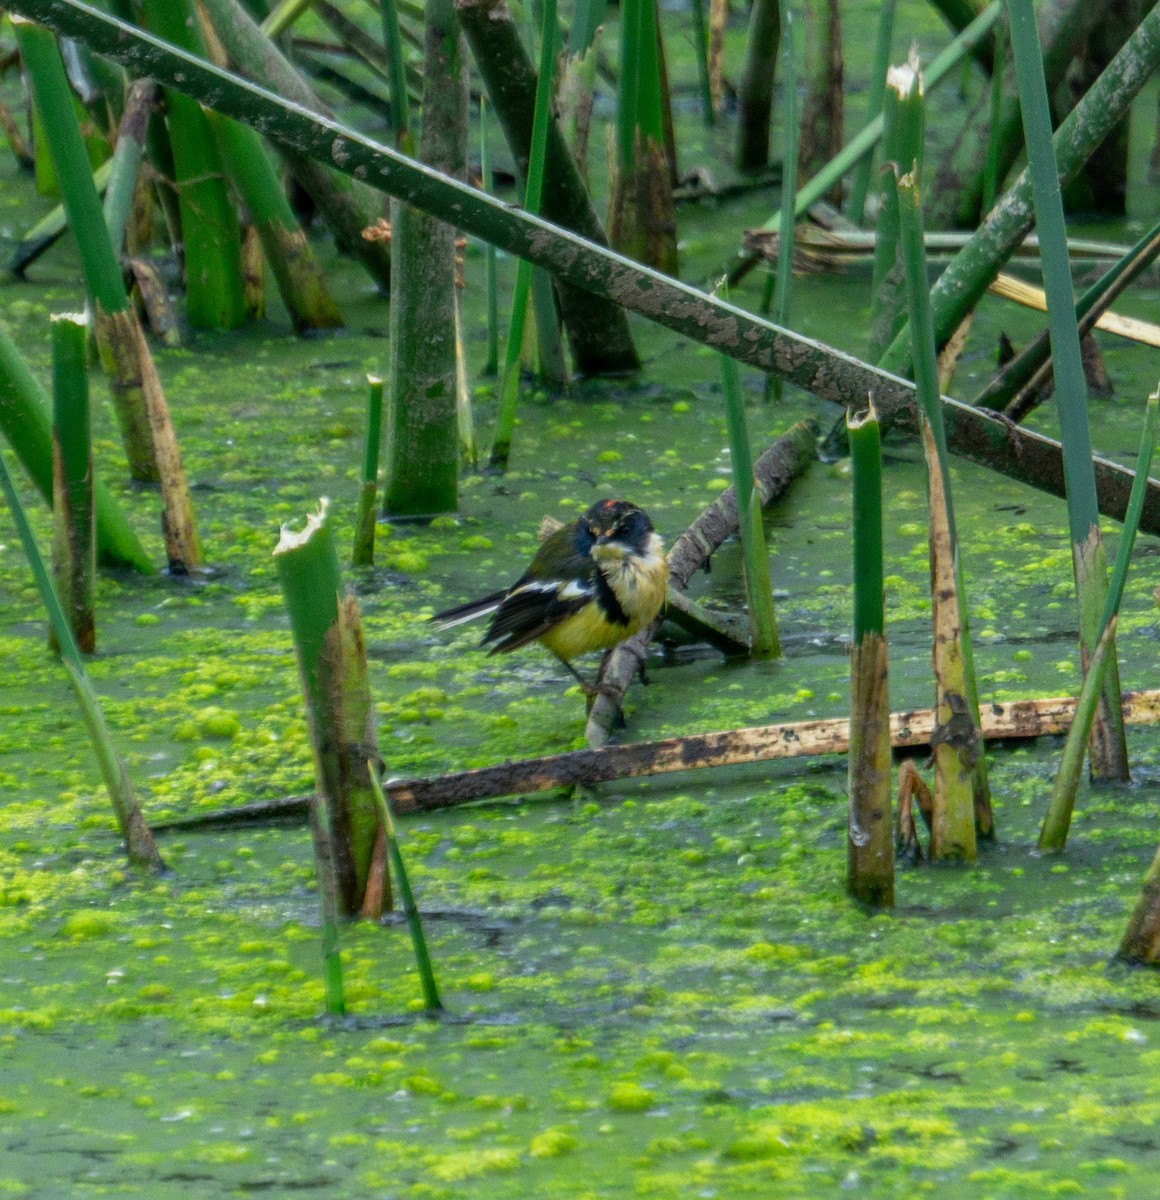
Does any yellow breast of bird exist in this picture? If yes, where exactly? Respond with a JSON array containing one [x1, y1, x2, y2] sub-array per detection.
[[538, 601, 631, 659], [538, 532, 668, 660]]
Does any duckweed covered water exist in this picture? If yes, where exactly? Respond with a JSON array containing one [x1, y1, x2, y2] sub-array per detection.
[[5, 5, 1160, 1194]]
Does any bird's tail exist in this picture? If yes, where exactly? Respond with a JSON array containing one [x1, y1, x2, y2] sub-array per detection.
[[429, 590, 508, 630]]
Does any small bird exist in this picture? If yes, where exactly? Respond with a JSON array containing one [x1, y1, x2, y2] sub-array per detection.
[[432, 499, 668, 691]]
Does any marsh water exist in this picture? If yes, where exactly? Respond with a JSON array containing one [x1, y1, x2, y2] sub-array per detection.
[[6, 3, 1160, 1195]]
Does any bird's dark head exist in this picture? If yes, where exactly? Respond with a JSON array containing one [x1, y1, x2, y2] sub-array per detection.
[[583, 499, 656, 556]]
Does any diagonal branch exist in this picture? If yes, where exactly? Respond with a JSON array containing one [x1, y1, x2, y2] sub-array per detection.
[[11, 0, 1160, 533]]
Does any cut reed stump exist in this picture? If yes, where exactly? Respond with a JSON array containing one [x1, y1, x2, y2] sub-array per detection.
[[351, 375, 383, 567], [847, 405, 892, 906], [157, 689, 1160, 828], [274, 501, 390, 917], [50, 314, 95, 655]]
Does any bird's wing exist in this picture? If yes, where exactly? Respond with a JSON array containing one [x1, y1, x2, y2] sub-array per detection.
[[482, 575, 597, 654]]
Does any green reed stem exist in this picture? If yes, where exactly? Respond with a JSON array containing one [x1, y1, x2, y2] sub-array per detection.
[[261, 0, 314, 37], [847, 0, 896, 225], [480, 97, 499, 376], [352, 375, 383, 567], [0, 448, 162, 869], [1040, 389, 1158, 851], [849, 404, 884, 642], [1005, 0, 1127, 781], [379, 0, 411, 142], [868, 56, 924, 364], [771, 0, 797, 327], [981, 13, 1007, 213], [717, 305, 779, 657], [490, 0, 557, 470], [689, 0, 714, 126], [368, 766, 442, 1014]]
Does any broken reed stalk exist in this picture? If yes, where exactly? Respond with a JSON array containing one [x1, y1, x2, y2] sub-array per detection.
[[14, 18, 153, 481], [846, 0, 896, 225], [487, 0, 558, 471], [50, 313, 95, 655], [14, 18, 200, 572], [0, 451, 163, 870], [1121, 617, 1160, 969], [1117, 840, 1160, 965], [0, 320, 150, 571], [868, 54, 924, 365], [846, 404, 892, 906], [728, 1, 1003, 284], [382, 0, 466, 516], [1040, 388, 1159, 851], [717, 296, 779, 656], [352, 375, 383, 567], [203, 108, 344, 333], [274, 500, 388, 917], [368, 766, 442, 1013], [559, 0, 605, 174], [35, 0, 1160, 537], [1005, 0, 1128, 783], [139, 0, 249, 330], [897, 166, 985, 861]]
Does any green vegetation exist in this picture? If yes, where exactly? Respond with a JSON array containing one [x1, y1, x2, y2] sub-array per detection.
[[4, 2, 1160, 1194]]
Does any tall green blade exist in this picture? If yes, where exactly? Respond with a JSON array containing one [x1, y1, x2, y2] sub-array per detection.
[[489, 0, 558, 470], [1005, 0, 1128, 781]]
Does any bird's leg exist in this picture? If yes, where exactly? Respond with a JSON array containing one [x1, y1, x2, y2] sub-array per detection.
[[553, 653, 592, 692], [552, 652, 624, 722]]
